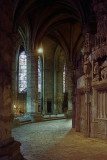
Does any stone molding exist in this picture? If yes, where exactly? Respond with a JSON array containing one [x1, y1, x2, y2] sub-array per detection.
[[92, 79, 107, 89]]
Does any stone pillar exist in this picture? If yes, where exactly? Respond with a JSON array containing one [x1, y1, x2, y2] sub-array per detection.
[[11, 34, 19, 115], [67, 61, 73, 116], [75, 91, 81, 131], [55, 63, 63, 114], [35, 54, 42, 121], [82, 31, 93, 137], [42, 54, 45, 114], [40, 57, 43, 113], [35, 54, 39, 113], [84, 77, 92, 137], [54, 61, 57, 114], [58, 65, 63, 114], [0, 0, 24, 159], [72, 69, 76, 128], [90, 87, 98, 137], [26, 51, 36, 120]]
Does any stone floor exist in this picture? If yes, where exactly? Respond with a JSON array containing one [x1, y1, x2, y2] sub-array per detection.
[[12, 119, 107, 160]]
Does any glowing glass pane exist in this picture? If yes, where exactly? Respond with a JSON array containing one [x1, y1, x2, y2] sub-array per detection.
[[19, 51, 27, 93], [63, 64, 66, 93]]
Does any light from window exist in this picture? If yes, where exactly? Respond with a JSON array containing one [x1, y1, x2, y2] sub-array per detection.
[[38, 56, 41, 92], [19, 51, 27, 93], [63, 64, 66, 93]]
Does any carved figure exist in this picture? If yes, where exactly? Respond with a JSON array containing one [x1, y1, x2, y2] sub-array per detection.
[[93, 62, 99, 81], [83, 54, 91, 78], [100, 59, 107, 80], [93, 62, 99, 75]]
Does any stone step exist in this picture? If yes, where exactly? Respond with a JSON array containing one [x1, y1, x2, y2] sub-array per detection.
[[42, 117, 66, 121], [19, 116, 67, 125], [20, 120, 32, 125]]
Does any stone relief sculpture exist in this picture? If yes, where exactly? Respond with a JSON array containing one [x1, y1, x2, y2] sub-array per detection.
[[100, 58, 107, 80], [83, 54, 91, 78], [93, 61, 99, 81]]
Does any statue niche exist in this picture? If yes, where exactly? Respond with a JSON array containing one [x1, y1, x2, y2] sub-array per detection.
[[83, 54, 91, 78], [100, 58, 107, 80], [93, 57, 107, 82], [93, 61, 100, 81]]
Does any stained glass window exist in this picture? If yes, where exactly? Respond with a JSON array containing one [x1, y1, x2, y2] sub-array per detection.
[[19, 51, 27, 93], [38, 56, 41, 92], [63, 64, 66, 93]]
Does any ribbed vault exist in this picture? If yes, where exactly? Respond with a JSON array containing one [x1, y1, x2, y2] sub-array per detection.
[[14, 0, 92, 59]]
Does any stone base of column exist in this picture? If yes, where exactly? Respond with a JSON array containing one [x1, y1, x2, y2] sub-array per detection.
[[53, 109, 58, 115], [34, 112, 43, 122], [0, 137, 25, 160], [42, 109, 46, 115], [12, 118, 20, 128], [65, 110, 72, 119], [26, 112, 43, 122]]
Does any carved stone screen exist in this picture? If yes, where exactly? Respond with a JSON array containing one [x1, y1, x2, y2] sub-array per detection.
[[80, 94, 86, 133], [97, 90, 107, 118]]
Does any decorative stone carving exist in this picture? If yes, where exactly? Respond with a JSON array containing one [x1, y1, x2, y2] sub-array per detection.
[[83, 54, 91, 78], [77, 76, 85, 88], [83, 32, 94, 55], [100, 59, 107, 80], [97, 15, 107, 35], [93, 61, 100, 81], [84, 33, 90, 53], [92, 36, 107, 60]]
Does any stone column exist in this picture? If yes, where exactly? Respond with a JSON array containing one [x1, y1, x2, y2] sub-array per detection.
[[0, 0, 24, 159], [67, 61, 73, 116], [54, 61, 57, 114], [85, 77, 91, 137], [82, 31, 93, 137], [26, 51, 36, 120], [58, 65, 63, 114], [40, 57, 43, 113], [82, 51, 92, 137], [35, 54, 39, 113], [11, 34, 19, 115], [35, 54, 42, 121], [91, 87, 98, 137], [75, 91, 81, 131], [72, 69, 76, 128], [42, 54, 45, 114]]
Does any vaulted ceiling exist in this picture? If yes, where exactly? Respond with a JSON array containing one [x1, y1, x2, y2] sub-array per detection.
[[14, 0, 93, 60]]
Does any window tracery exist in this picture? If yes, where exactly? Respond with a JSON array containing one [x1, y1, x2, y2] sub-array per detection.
[[63, 64, 66, 93], [19, 51, 27, 93]]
